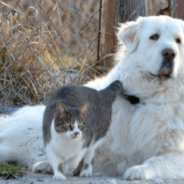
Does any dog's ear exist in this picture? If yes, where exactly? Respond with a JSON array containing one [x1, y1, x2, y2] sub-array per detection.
[[117, 20, 140, 53]]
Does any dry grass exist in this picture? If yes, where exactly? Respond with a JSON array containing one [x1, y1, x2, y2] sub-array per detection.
[[0, 12, 63, 106], [0, 2, 98, 107]]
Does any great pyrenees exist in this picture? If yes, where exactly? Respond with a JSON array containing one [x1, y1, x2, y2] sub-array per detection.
[[1, 15, 184, 180]]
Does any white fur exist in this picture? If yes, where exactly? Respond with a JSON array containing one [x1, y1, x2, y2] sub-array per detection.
[[1, 15, 184, 180], [0, 105, 46, 168]]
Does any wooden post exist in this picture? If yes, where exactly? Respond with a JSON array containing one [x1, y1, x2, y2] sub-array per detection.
[[96, 0, 116, 72], [104, 0, 116, 70], [170, 0, 184, 19], [96, 0, 147, 73]]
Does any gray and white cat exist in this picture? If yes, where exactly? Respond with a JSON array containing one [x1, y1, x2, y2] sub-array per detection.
[[43, 80, 123, 180]]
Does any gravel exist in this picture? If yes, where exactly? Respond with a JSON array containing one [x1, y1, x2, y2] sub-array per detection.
[[0, 171, 184, 184]]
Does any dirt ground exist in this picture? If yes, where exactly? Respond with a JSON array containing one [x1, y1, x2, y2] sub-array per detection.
[[0, 171, 184, 184]]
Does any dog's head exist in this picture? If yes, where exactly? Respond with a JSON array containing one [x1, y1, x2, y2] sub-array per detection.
[[117, 16, 184, 81]]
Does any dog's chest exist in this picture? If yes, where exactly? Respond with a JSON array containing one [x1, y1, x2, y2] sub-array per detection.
[[129, 102, 184, 154]]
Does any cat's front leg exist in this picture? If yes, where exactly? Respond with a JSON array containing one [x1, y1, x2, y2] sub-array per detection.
[[80, 146, 95, 177], [46, 147, 66, 180], [66, 147, 87, 175]]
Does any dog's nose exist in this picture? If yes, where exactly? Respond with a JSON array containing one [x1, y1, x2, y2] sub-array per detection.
[[162, 48, 176, 59]]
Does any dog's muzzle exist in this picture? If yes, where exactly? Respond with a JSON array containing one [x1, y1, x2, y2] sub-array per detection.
[[158, 48, 175, 80]]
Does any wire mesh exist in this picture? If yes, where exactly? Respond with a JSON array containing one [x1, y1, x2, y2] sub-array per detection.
[[0, 0, 105, 111]]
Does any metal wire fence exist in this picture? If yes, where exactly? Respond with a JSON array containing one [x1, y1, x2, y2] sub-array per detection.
[[0, 0, 107, 111]]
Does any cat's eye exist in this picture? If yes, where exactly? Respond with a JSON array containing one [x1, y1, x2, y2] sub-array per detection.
[[149, 34, 159, 40], [64, 123, 71, 129], [78, 122, 85, 128]]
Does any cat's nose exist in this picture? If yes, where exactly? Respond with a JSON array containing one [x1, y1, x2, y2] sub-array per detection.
[[74, 132, 79, 136]]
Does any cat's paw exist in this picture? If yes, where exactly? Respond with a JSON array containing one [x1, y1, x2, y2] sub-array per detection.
[[53, 173, 66, 180], [32, 161, 53, 174], [123, 165, 155, 180], [80, 165, 92, 177], [80, 170, 92, 177]]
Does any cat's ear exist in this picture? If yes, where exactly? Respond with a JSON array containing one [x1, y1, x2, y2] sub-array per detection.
[[78, 103, 88, 118], [55, 102, 68, 119]]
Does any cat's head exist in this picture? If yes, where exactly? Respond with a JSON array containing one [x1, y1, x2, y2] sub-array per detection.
[[54, 102, 88, 140]]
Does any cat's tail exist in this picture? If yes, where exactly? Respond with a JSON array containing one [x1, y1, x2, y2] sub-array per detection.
[[103, 80, 140, 104], [104, 80, 123, 95]]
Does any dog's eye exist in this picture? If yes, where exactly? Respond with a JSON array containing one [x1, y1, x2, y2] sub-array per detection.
[[150, 34, 159, 40], [176, 38, 181, 44]]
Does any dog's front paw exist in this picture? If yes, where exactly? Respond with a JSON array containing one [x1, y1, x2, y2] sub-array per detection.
[[53, 173, 66, 180], [123, 165, 155, 180]]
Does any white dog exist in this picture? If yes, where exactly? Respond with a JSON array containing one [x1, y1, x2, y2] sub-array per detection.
[[0, 105, 46, 167], [1, 15, 184, 180]]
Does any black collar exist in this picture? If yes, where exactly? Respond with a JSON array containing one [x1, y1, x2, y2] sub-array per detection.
[[124, 94, 140, 104]]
